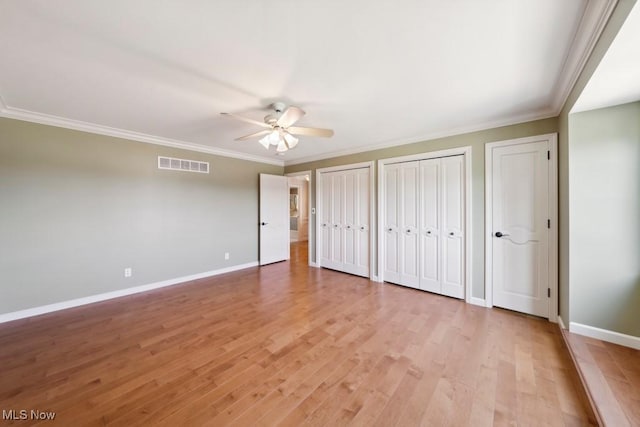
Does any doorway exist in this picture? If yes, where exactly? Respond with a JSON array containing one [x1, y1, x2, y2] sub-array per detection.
[[286, 171, 312, 265]]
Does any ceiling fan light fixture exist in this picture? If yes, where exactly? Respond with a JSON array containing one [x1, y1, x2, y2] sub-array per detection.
[[268, 130, 280, 146], [284, 133, 298, 149], [258, 135, 270, 149], [276, 139, 288, 153]]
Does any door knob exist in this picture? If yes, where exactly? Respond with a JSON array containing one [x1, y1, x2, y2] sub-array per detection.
[[426, 230, 432, 235], [387, 228, 393, 232], [360, 226, 365, 231], [449, 232, 454, 236], [406, 229, 411, 233], [261, 222, 268, 226], [346, 225, 351, 229], [495, 231, 509, 237]]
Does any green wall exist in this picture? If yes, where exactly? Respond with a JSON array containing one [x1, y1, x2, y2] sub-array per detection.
[[557, 0, 637, 324], [0, 117, 282, 314], [286, 118, 558, 300], [569, 101, 640, 336]]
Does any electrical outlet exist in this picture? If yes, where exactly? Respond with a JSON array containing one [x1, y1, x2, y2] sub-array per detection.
[[224, 252, 229, 260], [124, 268, 132, 278]]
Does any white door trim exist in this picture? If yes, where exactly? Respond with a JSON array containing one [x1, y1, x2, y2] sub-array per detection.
[[485, 133, 558, 322], [377, 147, 472, 303], [316, 161, 376, 280], [286, 170, 313, 266]]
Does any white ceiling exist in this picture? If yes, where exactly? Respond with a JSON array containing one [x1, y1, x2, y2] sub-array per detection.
[[0, 1, 615, 166], [572, 3, 640, 113]]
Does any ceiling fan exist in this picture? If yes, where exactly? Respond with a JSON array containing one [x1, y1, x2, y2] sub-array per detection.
[[221, 102, 334, 153]]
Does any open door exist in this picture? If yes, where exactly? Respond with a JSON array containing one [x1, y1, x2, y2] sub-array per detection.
[[260, 174, 289, 265]]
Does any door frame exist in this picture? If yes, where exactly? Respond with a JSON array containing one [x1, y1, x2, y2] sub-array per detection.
[[485, 133, 558, 322], [377, 146, 473, 303], [315, 161, 375, 280], [286, 171, 313, 266]]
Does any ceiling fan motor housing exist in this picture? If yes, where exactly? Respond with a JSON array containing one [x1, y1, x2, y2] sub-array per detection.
[[271, 102, 286, 114]]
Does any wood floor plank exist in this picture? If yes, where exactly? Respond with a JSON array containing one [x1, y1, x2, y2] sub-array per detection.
[[562, 329, 639, 427], [0, 242, 597, 426]]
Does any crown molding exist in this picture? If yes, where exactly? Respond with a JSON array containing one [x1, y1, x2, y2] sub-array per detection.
[[284, 108, 556, 166], [550, 0, 618, 114], [0, 103, 284, 167]]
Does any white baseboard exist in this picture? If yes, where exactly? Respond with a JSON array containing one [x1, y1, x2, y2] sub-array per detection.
[[0, 261, 259, 324], [569, 321, 640, 350], [469, 297, 487, 307], [309, 262, 319, 268], [558, 316, 567, 330]]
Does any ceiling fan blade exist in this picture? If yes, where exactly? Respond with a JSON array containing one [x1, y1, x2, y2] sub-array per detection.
[[220, 112, 271, 128], [234, 129, 271, 141], [277, 106, 305, 128], [287, 126, 334, 138]]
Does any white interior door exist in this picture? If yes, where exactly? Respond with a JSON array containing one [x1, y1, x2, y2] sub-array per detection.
[[490, 140, 549, 317], [259, 174, 289, 266]]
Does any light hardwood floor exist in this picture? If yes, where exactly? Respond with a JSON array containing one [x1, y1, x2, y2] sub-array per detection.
[[563, 330, 640, 426], [0, 242, 595, 426]]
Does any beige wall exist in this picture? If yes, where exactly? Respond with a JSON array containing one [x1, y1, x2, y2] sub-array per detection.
[[286, 117, 558, 300], [569, 101, 640, 336], [0, 117, 282, 315]]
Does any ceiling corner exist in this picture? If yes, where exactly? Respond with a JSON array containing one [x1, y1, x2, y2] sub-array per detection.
[[0, 100, 285, 167], [550, 0, 618, 114]]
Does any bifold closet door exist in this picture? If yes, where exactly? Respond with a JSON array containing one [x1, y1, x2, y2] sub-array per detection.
[[319, 168, 370, 277], [343, 168, 370, 277], [383, 164, 401, 284], [383, 161, 420, 288], [384, 155, 465, 298], [440, 156, 464, 298], [320, 172, 340, 270], [419, 159, 441, 293]]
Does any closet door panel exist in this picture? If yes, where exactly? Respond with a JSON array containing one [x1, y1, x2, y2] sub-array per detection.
[[419, 159, 441, 293], [343, 171, 357, 272], [330, 174, 344, 267], [355, 169, 370, 276], [384, 164, 401, 283], [441, 156, 464, 299], [320, 172, 333, 268], [400, 162, 420, 288]]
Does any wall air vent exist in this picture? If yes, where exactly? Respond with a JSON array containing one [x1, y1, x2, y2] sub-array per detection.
[[158, 156, 209, 174]]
